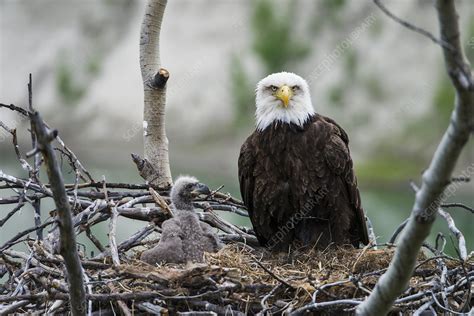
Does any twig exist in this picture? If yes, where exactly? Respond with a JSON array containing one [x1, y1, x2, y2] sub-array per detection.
[[413, 300, 434, 316], [85, 227, 106, 253], [290, 299, 361, 315], [150, 187, 173, 216], [372, 0, 454, 52], [312, 279, 351, 303], [137, 302, 168, 315], [260, 284, 281, 313], [441, 203, 474, 214], [107, 283, 132, 316], [0, 195, 26, 227], [30, 110, 86, 315], [94, 223, 156, 260], [388, 218, 408, 244], [366, 216, 377, 246], [27, 74, 43, 240], [204, 184, 224, 199], [438, 208, 467, 260], [0, 101, 94, 183], [0, 220, 55, 252], [109, 205, 120, 266], [0, 300, 30, 314], [373, 0, 474, 90], [254, 260, 295, 289], [0, 103, 30, 116]]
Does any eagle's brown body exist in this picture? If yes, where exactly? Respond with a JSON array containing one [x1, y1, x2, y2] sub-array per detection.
[[238, 114, 369, 250]]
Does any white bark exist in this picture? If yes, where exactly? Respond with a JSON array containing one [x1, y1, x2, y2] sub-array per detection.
[[438, 208, 467, 260], [139, 0, 172, 188], [356, 0, 473, 315]]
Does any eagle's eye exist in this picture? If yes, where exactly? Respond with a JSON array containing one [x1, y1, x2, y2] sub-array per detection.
[[185, 183, 193, 189], [269, 85, 278, 92], [292, 85, 300, 92]]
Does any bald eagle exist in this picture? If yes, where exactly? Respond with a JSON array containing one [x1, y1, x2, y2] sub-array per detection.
[[238, 72, 369, 250]]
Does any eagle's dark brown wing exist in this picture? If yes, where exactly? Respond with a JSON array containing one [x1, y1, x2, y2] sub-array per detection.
[[318, 115, 369, 245], [238, 135, 270, 246]]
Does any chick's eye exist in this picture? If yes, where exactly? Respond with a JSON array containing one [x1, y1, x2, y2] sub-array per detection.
[[186, 184, 193, 189], [292, 85, 300, 91], [270, 85, 278, 92]]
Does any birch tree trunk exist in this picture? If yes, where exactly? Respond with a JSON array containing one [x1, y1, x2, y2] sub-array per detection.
[[356, 0, 473, 315], [137, 0, 172, 188]]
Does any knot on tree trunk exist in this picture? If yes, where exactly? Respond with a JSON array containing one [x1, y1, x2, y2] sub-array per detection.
[[151, 68, 169, 89], [131, 153, 171, 189]]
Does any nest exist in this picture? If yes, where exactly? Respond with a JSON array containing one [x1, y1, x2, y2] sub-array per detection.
[[1, 233, 472, 315]]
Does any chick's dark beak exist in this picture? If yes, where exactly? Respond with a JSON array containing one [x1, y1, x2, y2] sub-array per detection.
[[191, 183, 211, 196]]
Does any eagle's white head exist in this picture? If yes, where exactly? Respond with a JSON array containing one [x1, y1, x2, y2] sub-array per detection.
[[255, 72, 314, 131]]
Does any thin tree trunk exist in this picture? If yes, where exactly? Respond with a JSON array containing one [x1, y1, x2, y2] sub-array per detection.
[[138, 0, 172, 188], [356, 0, 473, 315]]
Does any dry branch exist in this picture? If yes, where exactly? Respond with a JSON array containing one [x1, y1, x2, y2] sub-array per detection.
[[438, 208, 467, 260], [30, 111, 86, 315], [357, 1, 474, 315]]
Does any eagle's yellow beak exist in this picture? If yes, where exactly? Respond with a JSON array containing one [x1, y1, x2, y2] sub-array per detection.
[[275, 85, 293, 108]]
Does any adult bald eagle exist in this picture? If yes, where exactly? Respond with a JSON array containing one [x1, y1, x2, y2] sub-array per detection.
[[238, 72, 369, 250]]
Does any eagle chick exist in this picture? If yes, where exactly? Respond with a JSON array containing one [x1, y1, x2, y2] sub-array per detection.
[[141, 176, 222, 264]]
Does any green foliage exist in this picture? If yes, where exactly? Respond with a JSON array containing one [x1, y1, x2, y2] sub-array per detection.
[[56, 60, 85, 105], [344, 49, 358, 79], [364, 75, 385, 102], [251, 0, 310, 73], [326, 50, 358, 108], [310, 0, 347, 31], [351, 112, 370, 126], [328, 84, 345, 106], [86, 55, 101, 75], [230, 55, 255, 128], [322, 0, 347, 11], [356, 156, 421, 183], [368, 18, 383, 38], [320, 0, 347, 24]]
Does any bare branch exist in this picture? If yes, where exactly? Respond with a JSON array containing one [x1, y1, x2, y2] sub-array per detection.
[[27, 74, 43, 241], [441, 202, 474, 214], [108, 205, 120, 266], [388, 218, 408, 244], [373, 0, 454, 51], [30, 111, 86, 315], [438, 208, 467, 260], [356, 1, 474, 314], [373, 0, 473, 90]]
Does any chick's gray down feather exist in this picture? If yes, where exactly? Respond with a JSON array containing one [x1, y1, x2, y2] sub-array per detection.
[[141, 176, 222, 264]]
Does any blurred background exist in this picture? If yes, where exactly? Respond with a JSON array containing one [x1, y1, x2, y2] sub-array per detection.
[[1, 0, 473, 256]]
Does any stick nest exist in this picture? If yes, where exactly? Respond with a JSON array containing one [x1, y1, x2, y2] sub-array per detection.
[[2, 231, 472, 315]]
